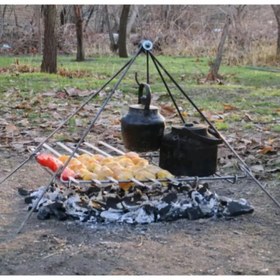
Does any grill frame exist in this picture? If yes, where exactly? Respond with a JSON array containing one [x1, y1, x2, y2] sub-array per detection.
[[35, 141, 247, 188]]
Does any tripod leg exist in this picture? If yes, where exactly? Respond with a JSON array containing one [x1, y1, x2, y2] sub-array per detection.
[[149, 52, 186, 124]]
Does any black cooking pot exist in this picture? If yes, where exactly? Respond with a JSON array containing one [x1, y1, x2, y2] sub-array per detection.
[[159, 123, 223, 176], [121, 83, 165, 152]]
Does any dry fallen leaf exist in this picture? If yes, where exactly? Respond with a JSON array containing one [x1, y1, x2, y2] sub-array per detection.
[[5, 124, 19, 135], [160, 104, 175, 114], [258, 146, 274, 155], [223, 104, 238, 111], [244, 113, 253, 122]]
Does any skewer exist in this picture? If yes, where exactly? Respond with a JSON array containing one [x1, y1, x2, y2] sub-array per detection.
[[84, 142, 112, 157], [98, 141, 177, 185], [62, 143, 128, 185], [42, 143, 61, 157], [98, 141, 157, 185], [56, 142, 80, 157], [41, 143, 79, 184], [78, 142, 145, 187], [98, 141, 125, 155]]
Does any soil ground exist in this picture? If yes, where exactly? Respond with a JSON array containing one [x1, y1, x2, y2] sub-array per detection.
[[0, 149, 279, 275]]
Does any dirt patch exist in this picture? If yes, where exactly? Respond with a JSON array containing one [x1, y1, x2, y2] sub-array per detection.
[[0, 151, 279, 275]]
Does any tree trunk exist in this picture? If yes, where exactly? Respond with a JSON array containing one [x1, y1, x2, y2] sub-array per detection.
[[0, 5, 7, 39], [104, 5, 118, 52], [41, 5, 57, 74], [118, 5, 130, 58], [34, 5, 42, 54], [74, 5, 85, 61], [206, 15, 231, 81], [272, 5, 280, 59], [126, 5, 138, 34], [84, 6, 94, 32]]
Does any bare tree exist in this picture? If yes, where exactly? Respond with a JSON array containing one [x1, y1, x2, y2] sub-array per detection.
[[272, 5, 280, 59], [105, 5, 118, 52], [0, 5, 7, 39], [118, 5, 130, 58], [33, 6, 42, 53], [74, 5, 85, 61], [41, 5, 57, 73], [206, 15, 231, 81], [127, 5, 138, 35], [84, 6, 94, 32]]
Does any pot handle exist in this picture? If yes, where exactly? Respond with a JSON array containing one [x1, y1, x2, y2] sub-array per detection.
[[138, 83, 151, 110], [208, 127, 222, 140], [184, 126, 223, 145]]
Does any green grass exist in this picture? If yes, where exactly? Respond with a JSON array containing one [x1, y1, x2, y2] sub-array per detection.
[[1, 54, 279, 92], [271, 124, 280, 133], [0, 53, 279, 129]]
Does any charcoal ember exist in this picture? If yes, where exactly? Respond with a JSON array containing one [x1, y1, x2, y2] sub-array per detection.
[[218, 195, 233, 205], [157, 204, 171, 220], [121, 201, 142, 211], [37, 206, 52, 220], [83, 186, 101, 197], [100, 211, 122, 223], [162, 192, 177, 204], [197, 183, 209, 195], [18, 187, 32, 196], [89, 200, 106, 211], [48, 202, 68, 221], [37, 198, 52, 209], [190, 191, 204, 205], [224, 199, 254, 216], [157, 204, 181, 222], [198, 197, 218, 217], [64, 195, 90, 221], [19, 179, 254, 224], [173, 184, 192, 193], [105, 196, 123, 210], [121, 194, 143, 211], [119, 213, 135, 224], [184, 206, 205, 220], [103, 184, 120, 194], [180, 199, 193, 209], [24, 196, 35, 204], [135, 205, 156, 224]]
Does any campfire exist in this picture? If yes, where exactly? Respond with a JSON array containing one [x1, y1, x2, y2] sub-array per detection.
[[18, 141, 254, 224]]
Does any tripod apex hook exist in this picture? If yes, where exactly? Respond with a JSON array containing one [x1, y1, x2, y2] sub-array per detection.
[[139, 40, 153, 51]]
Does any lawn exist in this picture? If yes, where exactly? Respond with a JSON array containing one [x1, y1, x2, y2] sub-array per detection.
[[0, 53, 279, 136]]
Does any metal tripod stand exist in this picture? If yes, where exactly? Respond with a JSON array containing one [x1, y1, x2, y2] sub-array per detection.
[[0, 40, 279, 234]]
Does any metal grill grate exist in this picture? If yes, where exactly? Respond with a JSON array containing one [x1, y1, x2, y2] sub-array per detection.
[[37, 141, 247, 188]]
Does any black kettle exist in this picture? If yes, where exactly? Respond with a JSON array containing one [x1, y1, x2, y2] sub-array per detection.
[[159, 123, 223, 176], [121, 83, 165, 152]]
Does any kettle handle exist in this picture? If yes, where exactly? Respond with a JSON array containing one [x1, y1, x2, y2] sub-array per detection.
[[184, 126, 223, 144], [138, 83, 151, 110]]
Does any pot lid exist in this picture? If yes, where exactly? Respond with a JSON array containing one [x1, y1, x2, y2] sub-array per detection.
[[171, 123, 223, 144], [183, 123, 208, 136]]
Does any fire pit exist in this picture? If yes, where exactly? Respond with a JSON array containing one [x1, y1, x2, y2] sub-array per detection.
[[18, 141, 254, 224], [18, 182, 254, 224]]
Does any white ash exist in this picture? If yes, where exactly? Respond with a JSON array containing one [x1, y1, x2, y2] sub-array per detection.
[[18, 182, 254, 224]]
